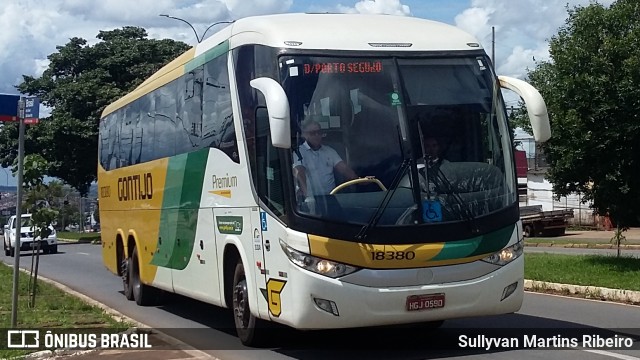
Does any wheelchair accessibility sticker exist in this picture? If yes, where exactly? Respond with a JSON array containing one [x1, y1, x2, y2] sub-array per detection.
[[422, 200, 442, 222]]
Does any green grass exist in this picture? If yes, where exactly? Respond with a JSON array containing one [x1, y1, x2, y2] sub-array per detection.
[[0, 263, 129, 359], [57, 231, 101, 243], [525, 253, 640, 291]]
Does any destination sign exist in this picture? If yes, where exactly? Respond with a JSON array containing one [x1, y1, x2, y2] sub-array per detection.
[[303, 61, 383, 75]]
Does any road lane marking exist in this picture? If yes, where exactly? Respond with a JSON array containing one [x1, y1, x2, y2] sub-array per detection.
[[77, 252, 90, 255], [583, 349, 640, 360]]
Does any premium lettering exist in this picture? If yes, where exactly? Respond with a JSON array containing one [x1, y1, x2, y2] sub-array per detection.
[[212, 174, 237, 189]]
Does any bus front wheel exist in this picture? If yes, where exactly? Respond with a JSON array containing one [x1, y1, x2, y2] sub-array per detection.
[[232, 260, 265, 346]]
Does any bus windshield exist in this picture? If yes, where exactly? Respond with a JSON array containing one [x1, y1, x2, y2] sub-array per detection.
[[280, 55, 516, 226]]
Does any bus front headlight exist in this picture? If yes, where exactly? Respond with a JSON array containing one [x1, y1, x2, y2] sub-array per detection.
[[481, 240, 523, 266], [280, 241, 359, 278]]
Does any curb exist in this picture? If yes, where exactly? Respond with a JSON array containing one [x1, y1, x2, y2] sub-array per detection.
[[524, 279, 640, 305], [14, 268, 216, 359], [525, 243, 640, 250]]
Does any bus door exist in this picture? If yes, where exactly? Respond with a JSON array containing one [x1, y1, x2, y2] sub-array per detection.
[[249, 208, 268, 318], [250, 208, 289, 321]]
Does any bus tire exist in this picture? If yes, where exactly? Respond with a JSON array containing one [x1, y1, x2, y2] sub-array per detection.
[[232, 260, 264, 346], [131, 247, 159, 306], [122, 255, 134, 301]]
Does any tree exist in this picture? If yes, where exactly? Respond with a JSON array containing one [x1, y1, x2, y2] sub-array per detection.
[[13, 154, 59, 241], [0, 27, 190, 195], [525, 1, 640, 234]]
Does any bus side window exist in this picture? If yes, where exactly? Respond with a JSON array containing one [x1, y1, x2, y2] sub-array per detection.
[[154, 81, 177, 159], [138, 93, 156, 164], [177, 66, 203, 154], [254, 107, 286, 217], [203, 54, 238, 163]]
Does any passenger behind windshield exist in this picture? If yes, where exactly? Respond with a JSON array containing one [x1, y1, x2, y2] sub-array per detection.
[[293, 120, 358, 211], [423, 136, 449, 168]]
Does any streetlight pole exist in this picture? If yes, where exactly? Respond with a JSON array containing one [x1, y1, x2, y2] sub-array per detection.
[[2, 167, 8, 187], [159, 14, 234, 43]]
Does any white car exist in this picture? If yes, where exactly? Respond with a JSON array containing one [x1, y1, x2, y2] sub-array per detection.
[[3, 214, 58, 256]]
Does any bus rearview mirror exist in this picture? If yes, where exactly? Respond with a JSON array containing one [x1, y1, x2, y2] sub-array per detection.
[[498, 75, 551, 143], [250, 77, 291, 148]]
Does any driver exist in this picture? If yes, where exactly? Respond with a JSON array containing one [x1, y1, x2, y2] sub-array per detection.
[[293, 119, 358, 200]]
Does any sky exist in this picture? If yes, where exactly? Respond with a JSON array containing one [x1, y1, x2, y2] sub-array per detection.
[[0, 0, 616, 186]]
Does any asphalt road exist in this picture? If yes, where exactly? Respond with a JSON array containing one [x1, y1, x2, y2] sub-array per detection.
[[1, 239, 639, 360]]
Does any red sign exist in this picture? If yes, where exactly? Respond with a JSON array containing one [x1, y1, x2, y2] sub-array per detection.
[[0, 115, 18, 122], [303, 61, 383, 75]]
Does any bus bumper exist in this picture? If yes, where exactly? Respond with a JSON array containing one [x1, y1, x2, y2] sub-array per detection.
[[277, 256, 523, 329]]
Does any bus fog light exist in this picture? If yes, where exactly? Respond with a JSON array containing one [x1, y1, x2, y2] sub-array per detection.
[[501, 282, 518, 301], [313, 298, 339, 316]]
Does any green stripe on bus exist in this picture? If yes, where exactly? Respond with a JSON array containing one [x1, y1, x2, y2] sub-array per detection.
[[151, 150, 209, 270], [430, 224, 514, 261], [168, 150, 209, 269], [184, 40, 230, 73]]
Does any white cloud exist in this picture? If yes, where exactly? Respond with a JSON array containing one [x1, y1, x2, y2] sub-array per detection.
[[454, 0, 616, 80], [0, 0, 622, 98], [0, 0, 292, 95], [337, 0, 411, 15], [220, 0, 293, 18]]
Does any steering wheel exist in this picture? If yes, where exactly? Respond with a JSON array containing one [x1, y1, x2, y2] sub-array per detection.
[[330, 177, 387, 195]]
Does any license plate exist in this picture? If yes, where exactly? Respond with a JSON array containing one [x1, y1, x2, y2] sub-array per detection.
[[406, 293, 445, 311]]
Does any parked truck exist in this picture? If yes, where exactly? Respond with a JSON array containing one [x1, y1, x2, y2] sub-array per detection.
[[520, 204, 574, 237], [514, 149, 574, 237]]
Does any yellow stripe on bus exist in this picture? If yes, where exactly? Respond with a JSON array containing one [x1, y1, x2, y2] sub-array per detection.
[[98, 159, 170, 283], [308, 235, 447, 269]]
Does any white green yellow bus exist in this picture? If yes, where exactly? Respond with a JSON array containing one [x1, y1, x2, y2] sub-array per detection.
[[98, 13, 551, 346]]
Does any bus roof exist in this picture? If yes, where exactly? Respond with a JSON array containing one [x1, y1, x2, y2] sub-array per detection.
[[102, 13, 484, 118], [222, 13, 483, 52]]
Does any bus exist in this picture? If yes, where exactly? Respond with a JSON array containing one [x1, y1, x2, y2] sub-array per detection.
[[98, 13, 551, 346]]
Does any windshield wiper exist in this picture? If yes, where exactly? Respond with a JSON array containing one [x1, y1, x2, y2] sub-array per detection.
[[356, 126, 409, 241], [355, 157, 410, 241], [429, 165, 480, 234], [417, 127, 478, 233]]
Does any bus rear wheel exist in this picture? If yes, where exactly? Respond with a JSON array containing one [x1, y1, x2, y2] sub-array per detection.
[[131, 247, 160, 306], [122, 255, 134, 301], [232, 260, 265, 346]]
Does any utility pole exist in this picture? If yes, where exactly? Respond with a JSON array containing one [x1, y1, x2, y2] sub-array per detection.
[[492, 26, 496, 70], [11, 97, 26, 327]]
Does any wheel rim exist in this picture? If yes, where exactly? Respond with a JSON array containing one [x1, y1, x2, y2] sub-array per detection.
[[132, 257, 141, 297], [121, 259, 130, 291], [233, 278, 249, 329]]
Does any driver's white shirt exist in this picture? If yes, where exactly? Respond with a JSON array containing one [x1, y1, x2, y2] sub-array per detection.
[[293, 142, 342, 196]]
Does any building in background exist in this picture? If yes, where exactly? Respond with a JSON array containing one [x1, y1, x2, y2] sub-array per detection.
[[515, 134, 608, 229]]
